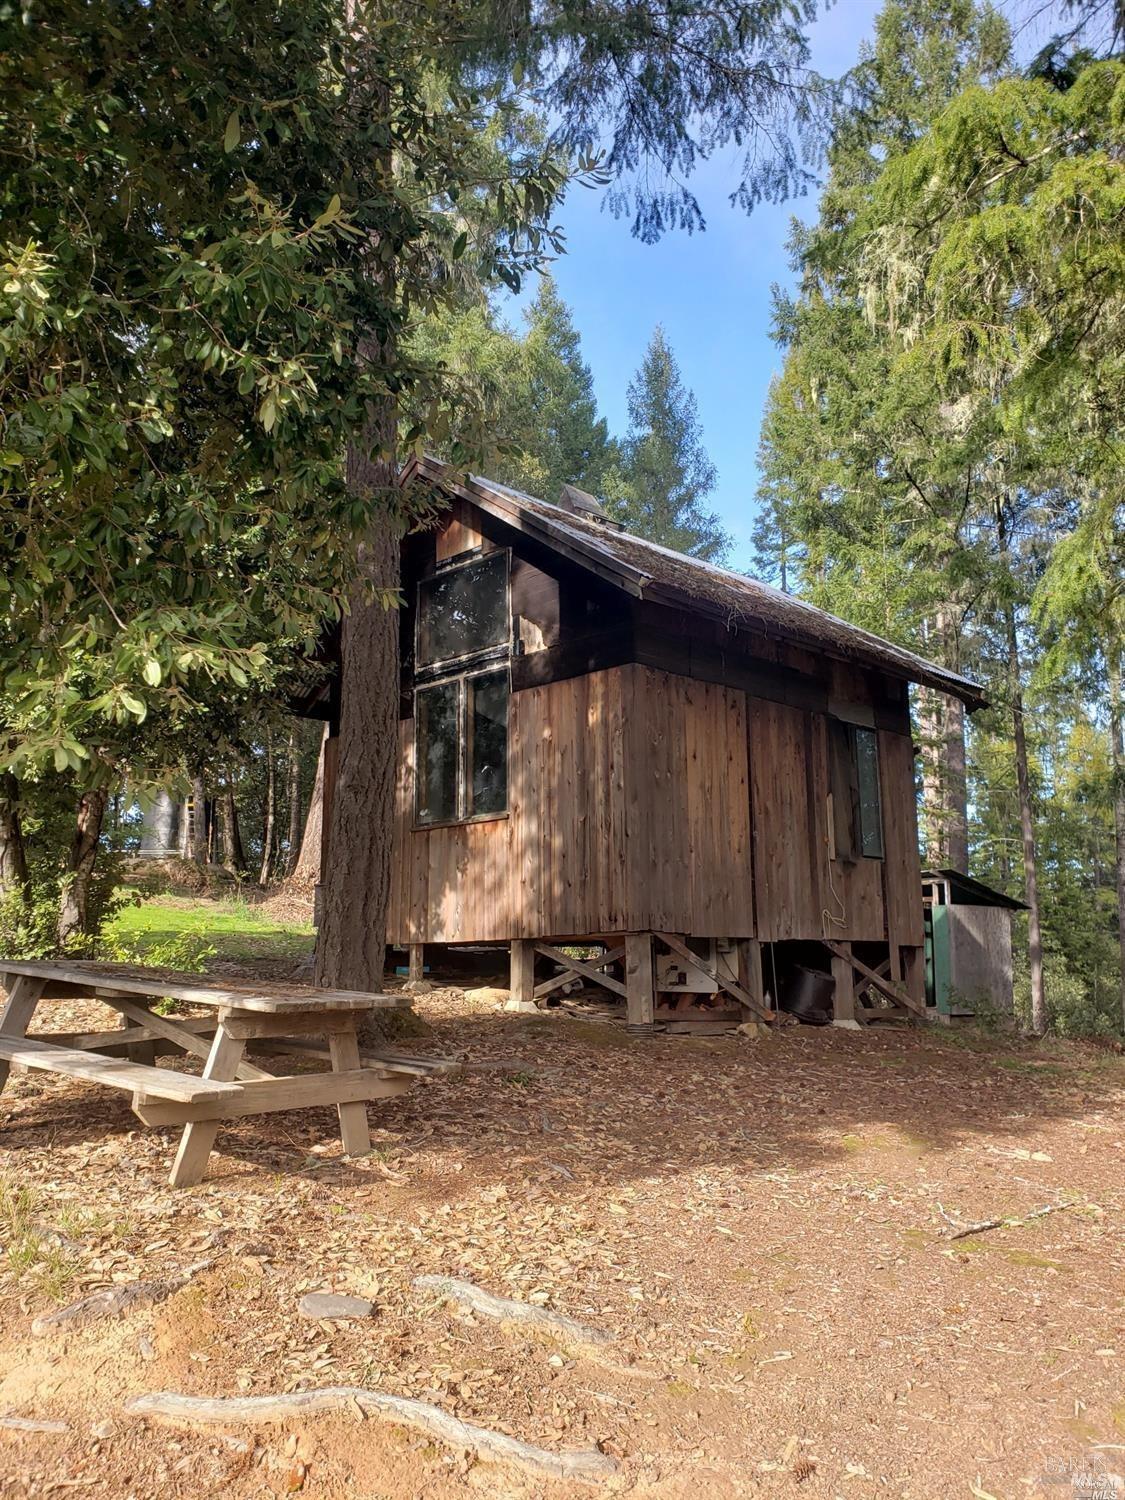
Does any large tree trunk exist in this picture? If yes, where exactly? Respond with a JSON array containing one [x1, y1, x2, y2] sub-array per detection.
[[290, 724, 328, 887], [939, 607, 969, 873], [315, 358, 399, 992], [221, 779, 247, 876], [188, 774, 208, 865], [259, 732, 277, 889], [1109, 647, 1125, 1034], [314, 512, 399, 992], [58, 783, 109, 947], [1005, 602, 1047, 1035], [0, 771, 29, 902], [917, 685, 946, 865], [285, 729, 303, 877], [314, 54, 399, 995]]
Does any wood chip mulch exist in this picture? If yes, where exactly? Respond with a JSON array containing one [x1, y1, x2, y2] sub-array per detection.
[[1, 979, 1122, 1499]]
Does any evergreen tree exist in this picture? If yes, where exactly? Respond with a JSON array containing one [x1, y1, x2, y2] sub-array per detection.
[[607, 327, 729, 561], [411, 279, 617, 502], [756, 0, 1124, 1032], [756, 0, 1012, 874], [507, 277, 616, 501]]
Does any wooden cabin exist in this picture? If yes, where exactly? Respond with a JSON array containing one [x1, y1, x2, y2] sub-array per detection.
[[319, 456, 985, 1032]]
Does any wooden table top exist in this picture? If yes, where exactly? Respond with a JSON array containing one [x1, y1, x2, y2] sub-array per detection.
[[0, 959, 412, 1015]]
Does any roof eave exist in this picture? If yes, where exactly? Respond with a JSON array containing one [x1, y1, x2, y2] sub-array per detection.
[[404, 456, 989, 711]]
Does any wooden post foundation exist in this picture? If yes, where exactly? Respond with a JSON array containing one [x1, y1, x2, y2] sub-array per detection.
[[407, 945, 425, 984], [624, 934, 655, 1034], [830, 943, 857, 1027], [509, 940, 537, 1011], [902, 946, 926, 1013], [736, 940, 765, 1020]]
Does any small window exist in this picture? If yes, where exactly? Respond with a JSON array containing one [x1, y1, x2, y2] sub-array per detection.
[[415, 669, 509, 825], [853, 727, 883, 857], [417, 552, 508, 668], [828, 720, 883, 860]]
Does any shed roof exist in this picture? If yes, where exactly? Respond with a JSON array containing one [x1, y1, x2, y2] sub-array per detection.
[[922, 870, 1028, 909], [403, 456, 986, 709]]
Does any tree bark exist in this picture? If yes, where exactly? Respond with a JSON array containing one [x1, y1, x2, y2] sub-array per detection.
[[917, 684, 946, 865], [290, 724, 327, 887], [221, 778, 247, 876], [0, 771, 29, 902], [259, 732, 276, 889], [188, 775, 208, 865], [1108, 647, 1125, 1033], [315, 341, 399, 991], [314, 512, 399, 992], [1004, 600, 1047, 1034], [939, 606, 969, 873], [58, 783, 109, 946], [285, 729, 303, 877]]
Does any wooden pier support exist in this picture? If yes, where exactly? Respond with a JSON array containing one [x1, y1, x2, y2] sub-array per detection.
[[624, 934, 655, 1034], [509, 940, 536, 1011], [737, 940, 765, 1017], [901, 946, 925, 1012], [830, 942, 857, 1025]]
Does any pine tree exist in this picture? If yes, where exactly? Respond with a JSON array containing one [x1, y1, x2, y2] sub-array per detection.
[[509, 277, 616, 500], [756, 0, 1012, 875], [607, 327, 729, 561]]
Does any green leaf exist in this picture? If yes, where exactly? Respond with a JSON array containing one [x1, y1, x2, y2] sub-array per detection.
[[452, 231, 468, 260], [223, 110, 241, 153], [312, 193, 342, 230], [142, 658, 162, 686]]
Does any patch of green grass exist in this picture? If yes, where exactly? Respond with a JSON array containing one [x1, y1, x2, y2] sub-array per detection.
[[1001, 1250, 1067, 1270], [0, 1177, 82, 1303], [995, 1056, 1067, 1076], [110, 895, 314, 966]]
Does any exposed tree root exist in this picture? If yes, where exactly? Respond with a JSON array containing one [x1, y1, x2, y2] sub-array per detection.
[[123, 1388, 617, 1482], [31, 1259, 212, 1337], [0, 1415, 69, 1433], [413, 1274, 612, 1349], [413, 1274, 662, 1382]]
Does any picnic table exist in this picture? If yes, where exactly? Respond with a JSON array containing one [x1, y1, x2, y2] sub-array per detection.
[[0, 959, 457, 1187]]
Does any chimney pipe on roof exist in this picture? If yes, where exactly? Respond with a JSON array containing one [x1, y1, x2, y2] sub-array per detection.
[[557, 483, 623, 529]]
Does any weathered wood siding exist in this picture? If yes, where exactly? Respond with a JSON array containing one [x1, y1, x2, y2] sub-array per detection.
[[622, 668, 753, 938], [390, 668, 629, 944], [948, 906, 1015, 1014], [388, 662, 922, 947], [879, 727, 925, 947]]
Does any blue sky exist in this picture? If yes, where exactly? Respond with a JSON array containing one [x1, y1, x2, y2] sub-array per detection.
[[504, 0, 885, 569]]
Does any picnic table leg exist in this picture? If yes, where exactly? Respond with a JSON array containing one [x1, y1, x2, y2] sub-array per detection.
[[0, 976, 47, 1093], [168, 1022, 245, 1188], [328, 1025, 371, 1158]]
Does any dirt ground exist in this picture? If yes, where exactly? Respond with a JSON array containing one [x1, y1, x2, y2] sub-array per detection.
[[0, 976, 1122, 1500]]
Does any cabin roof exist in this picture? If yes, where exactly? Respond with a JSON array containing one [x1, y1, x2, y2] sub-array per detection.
[[403, 455, 987, 709]]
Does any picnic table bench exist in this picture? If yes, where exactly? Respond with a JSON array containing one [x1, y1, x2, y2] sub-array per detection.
[[0, 959, 458, 1187]]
